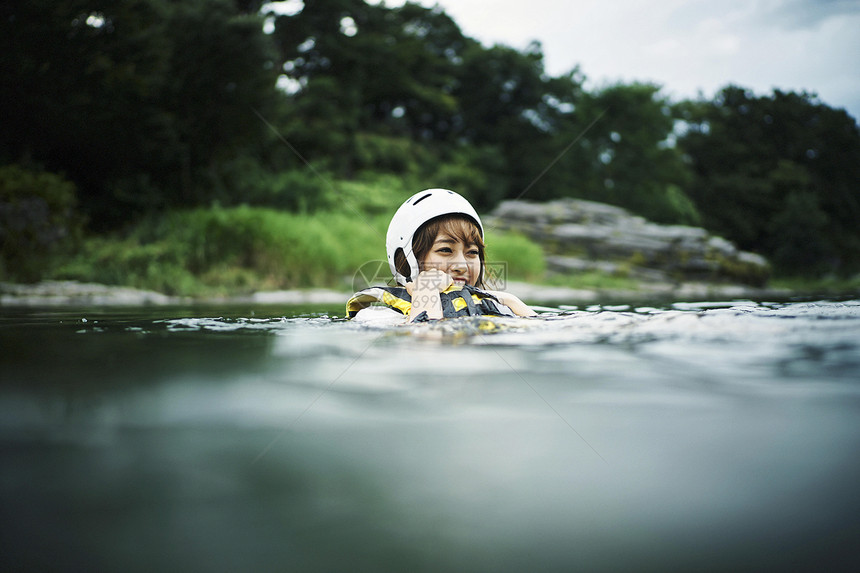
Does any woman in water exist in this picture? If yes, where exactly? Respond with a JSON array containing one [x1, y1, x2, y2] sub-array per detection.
[[347, 188, 535, 322]]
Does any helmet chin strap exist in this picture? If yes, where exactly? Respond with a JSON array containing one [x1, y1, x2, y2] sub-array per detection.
[[405, 249, 420, 284], [393, 254, 420, 284]]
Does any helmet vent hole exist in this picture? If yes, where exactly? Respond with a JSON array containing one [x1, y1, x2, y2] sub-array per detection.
[[412, 193, 432, 206]]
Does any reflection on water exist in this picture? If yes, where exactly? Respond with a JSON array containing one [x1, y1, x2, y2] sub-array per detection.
[[2, 300, 859, 571]]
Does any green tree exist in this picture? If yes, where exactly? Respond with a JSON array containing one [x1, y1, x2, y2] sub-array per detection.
[[453, 42, 583, 204], [567, 83, 696, 224], [1, 0, 176, 226], [766, 173, 833, 273], [0, 165, 84, 281], [265, 0, 519, 207], [1, 0, 278, 229], [678, 85, 860, 275], [164, 0, 279, 205]]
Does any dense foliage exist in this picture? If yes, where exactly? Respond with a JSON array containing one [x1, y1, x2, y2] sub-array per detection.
[[54, 201, 546, 295], [677, 86, 860, 275], [2, 0, 858, 285], [0, 165, 84, 281]]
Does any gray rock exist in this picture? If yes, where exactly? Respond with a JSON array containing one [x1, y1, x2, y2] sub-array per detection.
[[488, 198, 770, 286], [0, 280, 180, 306], [545, 256, 622, 275]]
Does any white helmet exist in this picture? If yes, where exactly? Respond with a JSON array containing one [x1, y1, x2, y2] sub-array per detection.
[[386, 188, 484, 284]]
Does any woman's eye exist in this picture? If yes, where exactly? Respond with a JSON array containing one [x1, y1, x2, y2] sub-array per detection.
[[437, 248, 452, 253]]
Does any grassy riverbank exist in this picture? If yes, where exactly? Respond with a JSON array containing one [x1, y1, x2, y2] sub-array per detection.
[[7, 187, 858, 303], [770, 275, 860, 297], [27, 202, 859, 303], [47, 205, 548, 297]]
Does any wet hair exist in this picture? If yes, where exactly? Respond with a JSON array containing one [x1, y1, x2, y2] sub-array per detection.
[[394, 214, 486, 288]]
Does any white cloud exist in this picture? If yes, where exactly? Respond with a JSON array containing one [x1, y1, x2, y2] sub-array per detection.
[[395, 0, 860, 118]]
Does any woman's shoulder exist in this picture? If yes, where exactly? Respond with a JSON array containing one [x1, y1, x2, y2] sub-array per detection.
[[483, 289, 537, 317], [346, 285, 411, 319]]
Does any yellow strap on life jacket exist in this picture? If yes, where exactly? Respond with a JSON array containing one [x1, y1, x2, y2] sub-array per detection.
[[346, 286, 411, 317], [346, 284, 514, 319], [380, 289, 412, 315]]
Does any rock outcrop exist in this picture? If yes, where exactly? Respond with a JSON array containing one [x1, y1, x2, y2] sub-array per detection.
[[487, 198, 770, 286], [0, 280, 179, 306]]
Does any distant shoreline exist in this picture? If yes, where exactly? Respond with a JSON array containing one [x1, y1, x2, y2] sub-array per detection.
[[0, 280, 348, 308], [0, 279, 815, 309]]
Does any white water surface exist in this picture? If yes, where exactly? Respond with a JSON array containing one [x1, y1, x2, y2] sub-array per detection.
[[1, 299, 859, 571]]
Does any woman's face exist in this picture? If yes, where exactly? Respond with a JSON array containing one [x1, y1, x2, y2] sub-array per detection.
[[421, 233, 481, 287]]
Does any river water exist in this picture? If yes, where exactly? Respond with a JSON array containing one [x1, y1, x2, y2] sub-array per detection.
[[2, 298, 859, 571]]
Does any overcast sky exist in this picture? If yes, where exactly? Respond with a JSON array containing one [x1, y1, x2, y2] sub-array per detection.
[[370, 0, 860, 120]]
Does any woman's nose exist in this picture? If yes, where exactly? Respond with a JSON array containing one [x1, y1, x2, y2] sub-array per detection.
[[448, 259, 467, 274]]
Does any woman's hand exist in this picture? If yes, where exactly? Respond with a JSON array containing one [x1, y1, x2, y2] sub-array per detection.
[[407, 270, 452, 321], [406, 269, 452, 295]]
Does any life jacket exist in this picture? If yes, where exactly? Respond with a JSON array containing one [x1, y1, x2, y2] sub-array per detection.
[[346, 284, 516, 319]]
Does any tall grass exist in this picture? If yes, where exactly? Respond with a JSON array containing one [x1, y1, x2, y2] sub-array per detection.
[[770, 274, 860, 296], [57, 207, 388, 295], [484, 230, 546, 284], [50, 160, 567, 297], [54, 203, 554, 296]]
